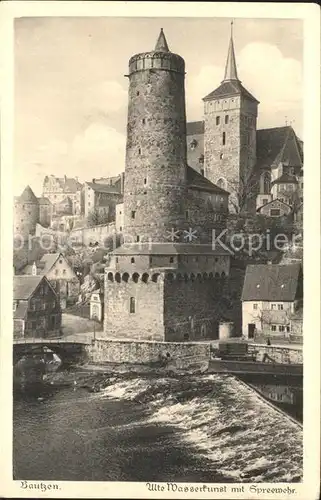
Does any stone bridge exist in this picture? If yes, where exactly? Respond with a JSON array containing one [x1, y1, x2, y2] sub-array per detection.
[[13, 336, 93, 366]]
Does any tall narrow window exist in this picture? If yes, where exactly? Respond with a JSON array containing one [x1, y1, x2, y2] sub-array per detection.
[[136, 235, 140, 242], [225, 115, 229, 124], [216, 116, 220, 126], [138, 148, 141, 155], [131, 210, 136, 219], [130, 297, 135, 314], [144, 178, 147, 185], [131, 257, 135, 264], [222, 132, 226, 146]]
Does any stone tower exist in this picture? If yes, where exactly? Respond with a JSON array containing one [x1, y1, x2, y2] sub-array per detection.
[[13, 185, 39, 239], [123, 28, 188, 243], [203, 24, 259, 212], [104, 30, 232, 344]]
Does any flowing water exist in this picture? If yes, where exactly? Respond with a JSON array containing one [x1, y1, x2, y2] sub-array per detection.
[[13, 371, 302, 483]]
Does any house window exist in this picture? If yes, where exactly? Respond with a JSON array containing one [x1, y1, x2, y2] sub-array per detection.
[[271, 325, 277, 331], [253, 304, 258, 310], [59, 259, 63, 264], [286, 326, 291, 332], [222, 132, 226, 146], [262, 199, 268, 205], [185, 210, 189, 219], [63, 269, 66, 275], [169, 257, 174, 263], [216, 116, 220, 126], [138, 148, 141, 155], [30, 300, 36, 311], [270, 209, 280, 217], [55, 269, 59, 276], [278, 304, 283, 310], [131, 210, 136, 219], [279, 325, 285, 332], [271, 304, 277, 310], [225, 115, 229, 124], [52, 301, 56, 308], [130, 297, 135, 314], [131, 257, 135, 264], [116, 257, 119, 263], [119, 226, 122, 232]]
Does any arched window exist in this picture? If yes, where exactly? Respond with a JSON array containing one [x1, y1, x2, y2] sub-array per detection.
[[130, 297, 135, 313], [217, 178, 226, 190], [131, 257, 135, 264], [260, 171, 271, 194], [216, 116, 220, 126]]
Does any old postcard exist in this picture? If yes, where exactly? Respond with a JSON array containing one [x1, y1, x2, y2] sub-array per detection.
[[0, 1, 320, 499]]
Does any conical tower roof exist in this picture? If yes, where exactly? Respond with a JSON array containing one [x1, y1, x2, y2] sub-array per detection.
[[19, 185, 38, 203], [223, 23, 238, 81], [203, 21, 259, 104], [155, 28, 169, 52]]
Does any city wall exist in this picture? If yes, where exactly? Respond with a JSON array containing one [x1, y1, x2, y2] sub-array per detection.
[[248, 344, 303, 364], [85, 338, 210, 365]]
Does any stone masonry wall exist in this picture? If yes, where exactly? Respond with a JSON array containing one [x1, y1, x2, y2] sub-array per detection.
[[124, 53, 189, 243], [86, 338, 210, 364], [164, 275, 226, 341], [248, 344, 303, 364], [103, 272, 165, 341], [204, 96, 257, 210]]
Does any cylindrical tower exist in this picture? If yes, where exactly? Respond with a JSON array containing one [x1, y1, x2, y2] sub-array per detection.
[[13, 185, 39, 239], [123, 29, 188, 243]]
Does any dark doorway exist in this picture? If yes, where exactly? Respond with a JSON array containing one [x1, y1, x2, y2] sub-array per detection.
[[248, 323, 255, 339]]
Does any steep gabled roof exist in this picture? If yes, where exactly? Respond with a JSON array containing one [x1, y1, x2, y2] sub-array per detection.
[[19, 185, 38, 204], [14, 301, 28, 320], [186, 165, 229, 195], [13, 275, 43, 300], [64, 177, 82, 193], [186, 121, 204, 136], [241, 264, 301, 301], [39, 253, 62, 274], [86, 182, 122, 195], [256, 126, 303, 170]]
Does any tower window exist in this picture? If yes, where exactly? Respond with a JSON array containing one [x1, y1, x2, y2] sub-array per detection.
[[131, 210, 136, 219], [220, 153, 224, 160], [142, 118, 145, 124], [130, 297, 136, 314], [144, 178, 147, 185], [136, 91, 140, 96], [216, 116, 220, 126], [222, 132, 226, 146], [138, 148, 141, 155], [225, 115, 229, 124], [131, 257, 135, 264], [136, 235, 140, 242]]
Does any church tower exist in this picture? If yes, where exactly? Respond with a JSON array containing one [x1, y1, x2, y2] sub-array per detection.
[[124, 28, 188, 243], [203, 23, 259, 211]]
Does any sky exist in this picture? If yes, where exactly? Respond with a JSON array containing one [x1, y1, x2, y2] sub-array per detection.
[[14, 17, 303, 196]]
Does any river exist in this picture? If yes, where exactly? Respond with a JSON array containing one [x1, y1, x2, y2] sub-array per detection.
[[13, 370, 303, 483]]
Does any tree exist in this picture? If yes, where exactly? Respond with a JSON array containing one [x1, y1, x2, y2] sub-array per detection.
[[86, 208, 109, 228]]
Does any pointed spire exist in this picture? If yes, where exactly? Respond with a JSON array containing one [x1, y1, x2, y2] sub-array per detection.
[[223, 21, 239, 81], [155, 28, 169, 52]]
